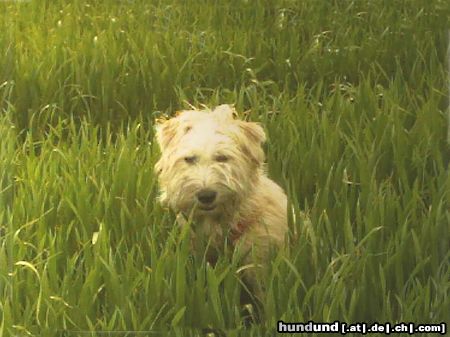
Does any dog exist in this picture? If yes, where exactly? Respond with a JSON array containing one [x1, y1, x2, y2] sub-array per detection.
[[154, 104, 288, 299]]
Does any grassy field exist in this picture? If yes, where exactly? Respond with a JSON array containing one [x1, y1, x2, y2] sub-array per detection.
[[1, 0, 449, 336]]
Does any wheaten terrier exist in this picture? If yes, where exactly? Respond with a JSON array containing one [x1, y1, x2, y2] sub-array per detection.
[[155, 104, 288, 295]]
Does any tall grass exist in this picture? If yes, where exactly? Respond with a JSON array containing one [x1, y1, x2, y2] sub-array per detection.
[[1, 0, 449, 336]]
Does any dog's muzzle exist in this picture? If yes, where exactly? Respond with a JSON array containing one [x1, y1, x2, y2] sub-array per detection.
[[196, 189, 217, 210]]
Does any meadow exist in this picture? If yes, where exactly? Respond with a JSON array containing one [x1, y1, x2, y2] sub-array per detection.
[[0, 0, 449, 336]]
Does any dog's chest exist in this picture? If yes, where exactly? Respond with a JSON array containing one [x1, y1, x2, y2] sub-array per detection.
[[194, 218, 227, 248]]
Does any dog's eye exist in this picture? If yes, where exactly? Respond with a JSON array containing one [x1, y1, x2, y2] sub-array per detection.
[[184, 155, 197, 164], [215, 154, 229, 163]]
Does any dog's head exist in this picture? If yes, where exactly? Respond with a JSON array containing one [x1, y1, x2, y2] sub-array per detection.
[[154, 104, 266, 220]]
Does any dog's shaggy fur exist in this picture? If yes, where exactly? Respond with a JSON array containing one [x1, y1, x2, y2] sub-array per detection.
[[155, 104, 288, 295]]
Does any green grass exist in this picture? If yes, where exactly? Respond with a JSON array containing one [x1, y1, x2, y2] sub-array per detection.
[[1, 0, 449, 336]]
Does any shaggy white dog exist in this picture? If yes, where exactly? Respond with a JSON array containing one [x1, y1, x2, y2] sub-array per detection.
[[155, 104, 288, 295]]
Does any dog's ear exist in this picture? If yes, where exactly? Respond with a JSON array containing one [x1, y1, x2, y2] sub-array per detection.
[[239, 120, 266, 144], [212, 104, 237, 121], [155, 117, 179, 152], [237, 121, 266, 166]]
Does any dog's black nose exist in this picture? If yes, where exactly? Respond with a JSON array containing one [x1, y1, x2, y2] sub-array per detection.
[[196, 189, 217, 205]]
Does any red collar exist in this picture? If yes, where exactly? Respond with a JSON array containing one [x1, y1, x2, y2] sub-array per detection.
[[229, 220, 250, 244]]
